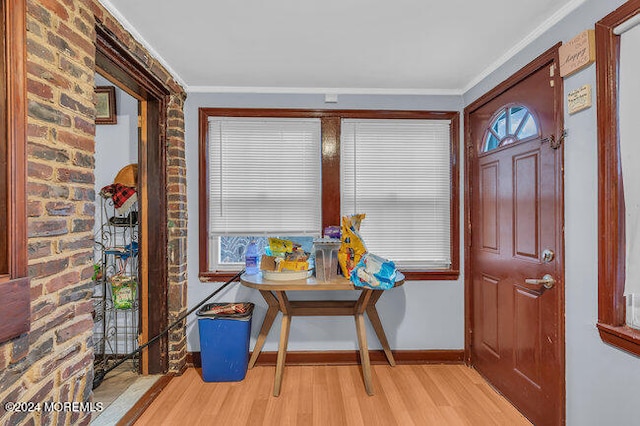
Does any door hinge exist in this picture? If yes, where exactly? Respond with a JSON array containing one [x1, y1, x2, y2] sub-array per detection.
[[138, 116, 143, 128], [542, 129, 567, 150]]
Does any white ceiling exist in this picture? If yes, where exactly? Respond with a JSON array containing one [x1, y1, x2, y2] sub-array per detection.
[[102, 0, 584, 94]]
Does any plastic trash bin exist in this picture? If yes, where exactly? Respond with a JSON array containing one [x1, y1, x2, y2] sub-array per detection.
[[196, 302, 254, 382]]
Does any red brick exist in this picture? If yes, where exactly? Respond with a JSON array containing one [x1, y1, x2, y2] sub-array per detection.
[[80, 265, 94, 281], [74, 299, 93, 317], [30, 282, 43, 299], [26, 39, 55, 64], [27, 60, 72, 90], [27, 181, 70, 199], [27, 241, 51, 259], [28, 219, 68, 238], [27, 0, 52, 26], [55, 318, 92, 344], [28, 124, 49, 138], [57, 168, 94, 184], [47, 31, 76, 57], [28, 100, 71, 127], [27, 201, 43, 217], [56, 130, 93, 151], [27, 78, 54, 100], [71, 218, 93, 233], [28, 142, 70, 163], [28, 257, 69, 279], [70, 251, 92, 267], [45, 271, 80, 294], [45, 201, 74, 216], [39, 0, 69, 21], [28, 161, 54, 179], [73, 116, 94, 135], [57, 22, 94, 56]]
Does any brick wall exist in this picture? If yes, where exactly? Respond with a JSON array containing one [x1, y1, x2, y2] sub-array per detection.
[[0, 1, 187, 424]]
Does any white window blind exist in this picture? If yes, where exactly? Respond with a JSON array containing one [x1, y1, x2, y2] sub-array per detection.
[[341, 119, 452, 269], [208, 116, 322, 238]]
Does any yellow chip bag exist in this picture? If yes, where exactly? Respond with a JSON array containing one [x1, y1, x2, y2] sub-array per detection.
[[338, 214, 367, 278]]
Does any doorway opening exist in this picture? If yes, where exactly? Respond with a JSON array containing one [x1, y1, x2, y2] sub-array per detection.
[[90, 23, 170, 421]]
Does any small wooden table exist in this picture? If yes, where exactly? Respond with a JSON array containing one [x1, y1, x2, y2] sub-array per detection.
[[240, 272, 405, 396]]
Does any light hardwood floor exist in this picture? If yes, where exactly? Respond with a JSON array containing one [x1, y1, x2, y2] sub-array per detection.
[[134, 365, 531, 425]]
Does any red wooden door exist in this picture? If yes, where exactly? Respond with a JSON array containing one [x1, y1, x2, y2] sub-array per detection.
[[467, 50, 564, 426]]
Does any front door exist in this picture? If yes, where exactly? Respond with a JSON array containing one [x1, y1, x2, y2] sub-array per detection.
[[466, 47, 564, 426]]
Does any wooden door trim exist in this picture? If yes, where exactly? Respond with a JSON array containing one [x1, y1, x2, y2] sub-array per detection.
[[463, 44, 565, 420], [95, 23, 170, 374], [0, 0, 30, 343]]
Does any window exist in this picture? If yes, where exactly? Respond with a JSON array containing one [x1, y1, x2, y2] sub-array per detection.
[[341, 119, 452, 270], [199, 108, 459, 281], [0, 0, 29, 343], [207, 116, 321, 271], [482, 105, 539, 152], [596, 2, 640, 357]]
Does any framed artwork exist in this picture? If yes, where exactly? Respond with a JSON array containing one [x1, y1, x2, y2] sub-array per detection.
[[96, 86, 117, 124]]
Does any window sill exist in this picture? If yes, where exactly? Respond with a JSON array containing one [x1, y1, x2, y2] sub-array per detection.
[[597, 322, 640, 358], [199, 269, 460, 283]]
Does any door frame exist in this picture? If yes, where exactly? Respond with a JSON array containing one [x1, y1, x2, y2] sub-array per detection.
[[463, 44, 566, 418], [95, 24, 170, 374]]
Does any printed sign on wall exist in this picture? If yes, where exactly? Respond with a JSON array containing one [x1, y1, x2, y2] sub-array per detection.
[[559, 30, 596, 77], [568, 84, 592, 114]]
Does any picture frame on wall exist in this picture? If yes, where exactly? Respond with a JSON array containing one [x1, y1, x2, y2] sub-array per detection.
[[96, 86, 117, 125]]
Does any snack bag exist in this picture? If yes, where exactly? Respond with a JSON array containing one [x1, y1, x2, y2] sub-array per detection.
[[338, 214, 367, 277], [110, 275, 137, 309], [350, 253, 397, 290]]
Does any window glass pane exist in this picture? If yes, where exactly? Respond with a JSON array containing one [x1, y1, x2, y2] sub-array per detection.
[[208, 117, 321, 270], [517, 114, 537, 139], [341, 119, 451, 269], [492, 109, 507, 138], [485, 133, 499, 151], [509, 106, 527, 134], [218, 235, 314, 265]]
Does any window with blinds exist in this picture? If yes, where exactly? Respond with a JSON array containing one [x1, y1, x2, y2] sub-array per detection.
[[341, 119, 452, 270], [207, 117, 322, 269]]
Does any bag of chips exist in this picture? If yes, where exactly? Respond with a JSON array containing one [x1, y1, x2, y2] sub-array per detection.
[[338, 214, 367, 277]]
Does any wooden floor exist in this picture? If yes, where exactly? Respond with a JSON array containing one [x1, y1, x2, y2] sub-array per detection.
[[134, 365, 531, 425]]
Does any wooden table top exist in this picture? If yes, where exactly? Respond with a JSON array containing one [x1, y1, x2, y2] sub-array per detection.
[[240, 271, 405, 291]]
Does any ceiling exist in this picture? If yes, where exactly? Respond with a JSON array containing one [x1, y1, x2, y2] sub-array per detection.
[[102, 0, 583, 94]]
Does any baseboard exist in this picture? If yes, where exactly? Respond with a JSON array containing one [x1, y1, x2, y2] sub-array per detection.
[[116, 373, 174, 426], [186, 349, 464, 368]]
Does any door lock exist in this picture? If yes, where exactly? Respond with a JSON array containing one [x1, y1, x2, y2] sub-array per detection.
[[542, 249, 555, 263]]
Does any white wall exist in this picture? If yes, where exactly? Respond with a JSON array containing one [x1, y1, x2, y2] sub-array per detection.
[[184, 93, 466, 354], [465, 0, 640, 425], [94, 74, 139, 192]]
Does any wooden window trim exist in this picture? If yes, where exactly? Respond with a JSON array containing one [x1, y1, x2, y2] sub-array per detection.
[[198, 108, 460, 282], [596, 0, 640, 357], [0, 0, 29, 343]]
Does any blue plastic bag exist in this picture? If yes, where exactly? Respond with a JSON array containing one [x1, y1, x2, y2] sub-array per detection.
[[350, 253, 397, 290]]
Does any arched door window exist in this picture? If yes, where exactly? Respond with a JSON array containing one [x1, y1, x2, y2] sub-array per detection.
[[482, 104, 540, 152]]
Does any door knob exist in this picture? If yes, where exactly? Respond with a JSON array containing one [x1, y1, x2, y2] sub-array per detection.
[[525, 274, 556, 289]]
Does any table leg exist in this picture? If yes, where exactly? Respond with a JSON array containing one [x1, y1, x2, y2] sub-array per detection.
[[354, 289, 374, 395], [366, 291, 396, 367], [248, 290, 280, 369], [355, 312, 374, 395], [273, 291, 291, 397]]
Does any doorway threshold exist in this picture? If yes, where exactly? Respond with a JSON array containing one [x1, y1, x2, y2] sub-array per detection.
[[91, 364, 163, 426]]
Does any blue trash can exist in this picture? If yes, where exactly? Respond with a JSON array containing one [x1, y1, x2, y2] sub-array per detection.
[[196, 302, 254, 382]]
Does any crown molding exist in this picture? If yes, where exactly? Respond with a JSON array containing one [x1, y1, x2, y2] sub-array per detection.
[[462, 0, 587, 94], [186, 85, 463, 96]]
